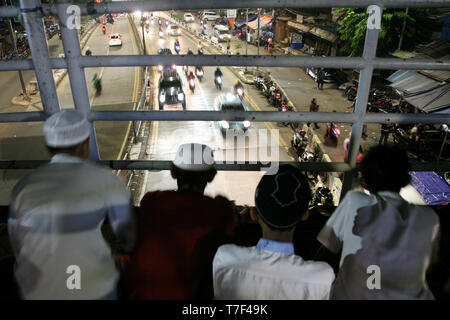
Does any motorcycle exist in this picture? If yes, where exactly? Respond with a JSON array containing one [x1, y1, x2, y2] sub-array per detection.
[[325, 123, 341, 146], [300, 148, 327, 183], [310, 182, 334, 215], [290, 130, 308, 157], [280, 99, 293, 126], [174, 43, 181, 54], [183, 65, 188, 76], [188, 77, 195, 93], [263, 81, 275, 99], [270, 88, 282, 109], [195, 67, 204, 82], [215, 76, 222, 90], [198, 48, 204, 55], [58, 32, 62, 39], [102, 27, 106, 35], [233, 84, 245, 100]]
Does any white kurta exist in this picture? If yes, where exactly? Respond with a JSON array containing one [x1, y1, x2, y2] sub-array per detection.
[[213, 239, 335, 300], [317, 190, 440, 299], [8, 154, 135, 300]]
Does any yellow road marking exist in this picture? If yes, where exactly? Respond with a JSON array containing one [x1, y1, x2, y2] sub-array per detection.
[[117, 17, 142, 160]]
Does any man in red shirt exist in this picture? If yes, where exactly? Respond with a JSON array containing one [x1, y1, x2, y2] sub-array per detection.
[[126, 143, 235, 299]]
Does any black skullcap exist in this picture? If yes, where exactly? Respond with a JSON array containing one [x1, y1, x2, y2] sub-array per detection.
[[255, 165, 312, 230]]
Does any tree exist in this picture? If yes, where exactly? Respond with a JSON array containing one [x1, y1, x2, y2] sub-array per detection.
[[336, 8, 435, 57]]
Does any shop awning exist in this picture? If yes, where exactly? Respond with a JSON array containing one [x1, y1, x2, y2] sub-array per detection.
[[234, 14, 257, 28], [247, 15, 273, 30], [287, 21, 338, 43], [386, 70, 417, 83], [389, 72, 443, 95], [404, 83, 450, 113]]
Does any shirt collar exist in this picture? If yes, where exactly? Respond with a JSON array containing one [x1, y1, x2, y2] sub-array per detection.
[[50, 154, 84, 164], [256, 238, 295, 254], [377, 191, 404, 201]]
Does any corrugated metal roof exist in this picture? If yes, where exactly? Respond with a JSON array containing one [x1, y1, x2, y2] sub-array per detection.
[[404, 83, 450, 113], [389, 72, 442, 95]]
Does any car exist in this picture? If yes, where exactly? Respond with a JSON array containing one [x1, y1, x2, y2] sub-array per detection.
[[215, 93, 251, 135], [201, 11, 220, 21], [158, 70, 186, 110], [157, 48, 176, 72], [109, 33, 122, 47], [168, 25, 181, 36], [213, 25, 231, 42], [184, 13, 195, 23], [306, 67, 337, 83]]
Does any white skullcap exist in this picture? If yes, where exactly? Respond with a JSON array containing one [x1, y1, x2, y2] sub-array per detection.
[[43, 110, 90, 148], [173, 143, 215, 171]]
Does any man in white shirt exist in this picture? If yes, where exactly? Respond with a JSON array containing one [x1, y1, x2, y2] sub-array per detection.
[[8, 110, 135, 299], [317, 144, 440, 299], [213, 165, 335, 300]]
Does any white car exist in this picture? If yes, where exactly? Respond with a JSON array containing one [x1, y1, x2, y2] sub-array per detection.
[[184, 13, 194, 22], [109, 33, 122, 47], [168, 25, 181, 36]]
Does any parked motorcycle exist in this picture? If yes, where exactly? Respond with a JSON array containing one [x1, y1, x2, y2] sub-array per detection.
[[290, 130, 308, 157], [300, 148, 327, 183], [310, 182, 334, 215]]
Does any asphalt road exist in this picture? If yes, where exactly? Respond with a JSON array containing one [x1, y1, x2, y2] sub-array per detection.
[[135, 14, 295, 206]]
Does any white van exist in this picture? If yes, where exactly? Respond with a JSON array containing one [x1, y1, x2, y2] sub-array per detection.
[[201, 11, 220, 21], [213, 25, 231, 42]]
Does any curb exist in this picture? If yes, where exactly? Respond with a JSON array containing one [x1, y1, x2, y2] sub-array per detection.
[[53, 19, 100, 88]]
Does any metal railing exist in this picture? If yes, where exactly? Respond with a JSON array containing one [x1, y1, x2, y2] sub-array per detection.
[[0, 0, 449, 199]]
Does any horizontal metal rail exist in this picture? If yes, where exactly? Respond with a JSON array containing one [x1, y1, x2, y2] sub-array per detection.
[[1, 55, 450, 72], [0, 111, 450, 124], [1, 160, 449, 172], [1, 0, 449, 18], [0, 111, 448, 124]]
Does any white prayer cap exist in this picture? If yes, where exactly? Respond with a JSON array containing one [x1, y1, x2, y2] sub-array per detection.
[[173, 143, 215, 171], [43, 110, 90, 148]]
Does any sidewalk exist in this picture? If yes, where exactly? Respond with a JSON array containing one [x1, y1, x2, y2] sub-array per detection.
[[10, 19, 101, 108]]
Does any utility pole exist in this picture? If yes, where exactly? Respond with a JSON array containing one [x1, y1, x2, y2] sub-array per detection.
[[4, 0, 29, 100], [398, 8, 409, 51], [245, 9, 248, 56], [257, 8, 261, 57], [141, 22, 146, 55]]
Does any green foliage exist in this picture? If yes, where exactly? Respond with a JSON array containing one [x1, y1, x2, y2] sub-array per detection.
[[337, 8, 420, 57]]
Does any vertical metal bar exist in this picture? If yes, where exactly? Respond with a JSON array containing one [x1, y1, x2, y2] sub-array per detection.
[[19, 0, 60, 115], [341, 4, 382, 200], [397, 7, 409, 51], [5, 5, 29, 100], [56, 0, 100, 161]]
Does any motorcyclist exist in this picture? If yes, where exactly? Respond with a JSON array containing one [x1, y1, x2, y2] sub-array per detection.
[[214, 67, 223, 78], [174, 39, 181, 53], [93, 73, 101, 92], [85, 47, 92, 56], [187, 71, 195, 82], [102, 25, 106, 34], [234, 80, 244, 92], [187, 48, 193, 55], [325, 110, 338, 138]]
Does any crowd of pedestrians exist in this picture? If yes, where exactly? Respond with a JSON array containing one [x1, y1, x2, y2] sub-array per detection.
[[4, 110, 443, 300]]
